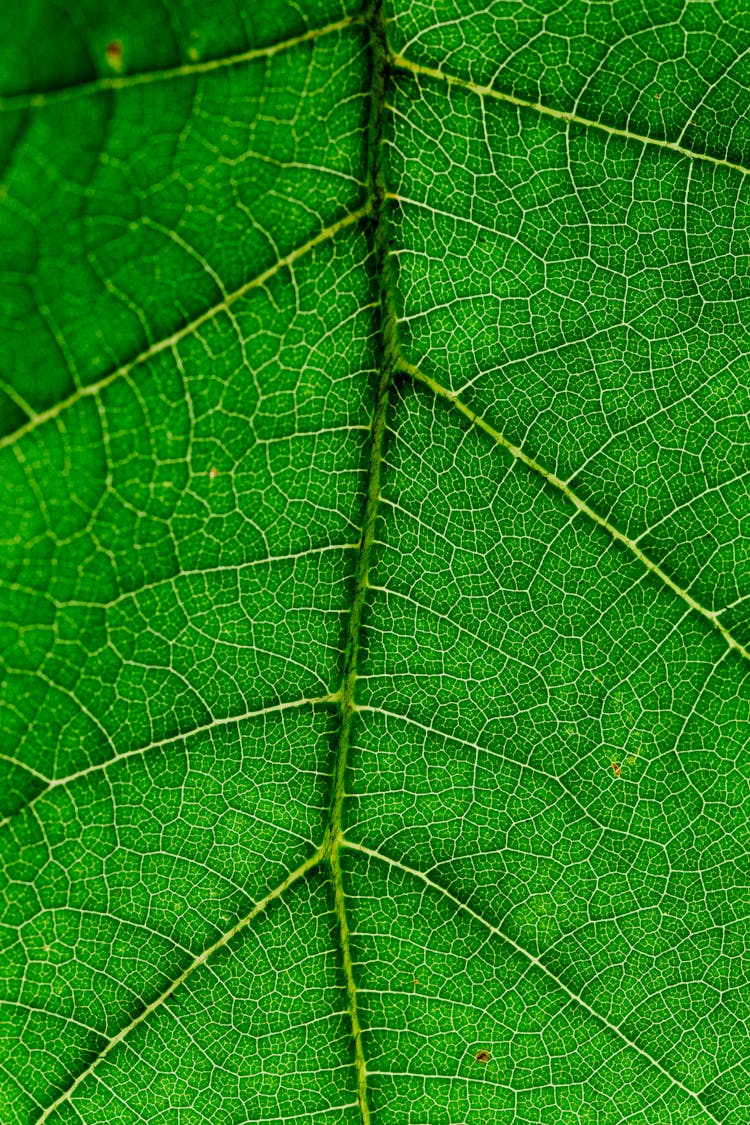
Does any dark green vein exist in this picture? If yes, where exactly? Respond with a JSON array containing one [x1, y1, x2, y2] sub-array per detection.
[[325, 3, 400, 1122]]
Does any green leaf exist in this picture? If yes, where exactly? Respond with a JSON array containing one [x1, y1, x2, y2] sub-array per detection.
[[2, 2, 749, 1122]]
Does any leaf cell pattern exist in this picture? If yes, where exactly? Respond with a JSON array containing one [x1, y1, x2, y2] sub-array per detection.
[[1, 1, 749, 1123]]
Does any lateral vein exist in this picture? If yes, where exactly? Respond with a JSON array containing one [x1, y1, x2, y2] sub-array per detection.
[[0, 693, 341, 832], [400, 359, 750, 667], [0, 206, 370, 453], [343, 839, 724, 1125], [390, 53, 750, 178], [31, 850, 325, 1125], [0, 17, 364, 110]]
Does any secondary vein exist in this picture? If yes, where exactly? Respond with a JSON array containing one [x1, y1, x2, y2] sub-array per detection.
[[399, 358, 750, 667], [0, 207, 370, 454], [343, 839, 725, 1125], [390, 53, 750, 179], [30, 850, 325, 1125], [0, 16, 364, 111]]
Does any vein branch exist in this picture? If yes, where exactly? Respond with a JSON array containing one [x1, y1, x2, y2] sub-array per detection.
[[0, 692, 341, 832], [390, 53, 750, 177], [400, 358, 750, 667], [342, 839, 724, 1125], [0, 16, 363, 110], [0, 206, 370, 453], [31, 850, 325, 1125]]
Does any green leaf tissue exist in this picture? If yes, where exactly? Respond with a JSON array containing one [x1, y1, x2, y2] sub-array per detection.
[[1, 1, 749, 1122]]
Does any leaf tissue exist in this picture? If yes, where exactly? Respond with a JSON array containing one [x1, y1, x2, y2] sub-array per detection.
[[1, 1, 749, 1122]]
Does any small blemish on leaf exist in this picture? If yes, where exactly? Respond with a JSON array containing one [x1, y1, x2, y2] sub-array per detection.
[[187, 46, 200, 62], [105, 40, 123, 72], [611, 761, 621, 777], [209, 467, 218, 481], [475, 1050, 491, 1063]]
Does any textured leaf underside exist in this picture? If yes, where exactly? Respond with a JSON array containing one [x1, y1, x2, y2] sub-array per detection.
[[1, 1, 750, 1123]]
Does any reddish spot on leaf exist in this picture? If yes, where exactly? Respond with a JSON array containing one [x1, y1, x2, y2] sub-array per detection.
[[475, 1050, 491, 1063], [612, 761, 621, 777], [105, 41, 123, 71]]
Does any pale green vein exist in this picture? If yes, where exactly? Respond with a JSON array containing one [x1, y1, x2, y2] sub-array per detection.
[[0, 375, 36, 422], [0, 754, 48, 785], [400, 358, 750, 667], [6, 542, 361, 612], [342, 839, 724, 1125], [390, 53, 750, 179], [3, 1000, 103, 1039], [31, 849, 325, 1125], [0, 16, 363, 111], [0, 205, 370, 454], [0, 693, 340, 832]]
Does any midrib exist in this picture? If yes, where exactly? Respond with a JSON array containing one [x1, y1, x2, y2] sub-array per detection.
[[323, 3, 400, 1123]]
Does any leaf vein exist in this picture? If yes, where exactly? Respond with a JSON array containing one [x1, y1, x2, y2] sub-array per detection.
[[390, 53, 750, 178], [342, 839, 724, 1124], [399, 359, 750, 668], [0, 16, 364, 110], [29, 851, 326, 1125], [0, 206, 370, 454]]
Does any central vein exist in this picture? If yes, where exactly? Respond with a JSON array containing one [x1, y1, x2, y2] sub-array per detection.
[[325, 2, 399, 1123]]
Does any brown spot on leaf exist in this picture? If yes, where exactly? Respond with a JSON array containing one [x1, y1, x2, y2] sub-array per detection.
[[105, 41, 123, 72], [475, 1050, 491, 1063]]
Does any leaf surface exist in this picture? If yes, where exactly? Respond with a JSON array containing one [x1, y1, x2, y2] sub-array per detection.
[[1, 2, 749, 1123]]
